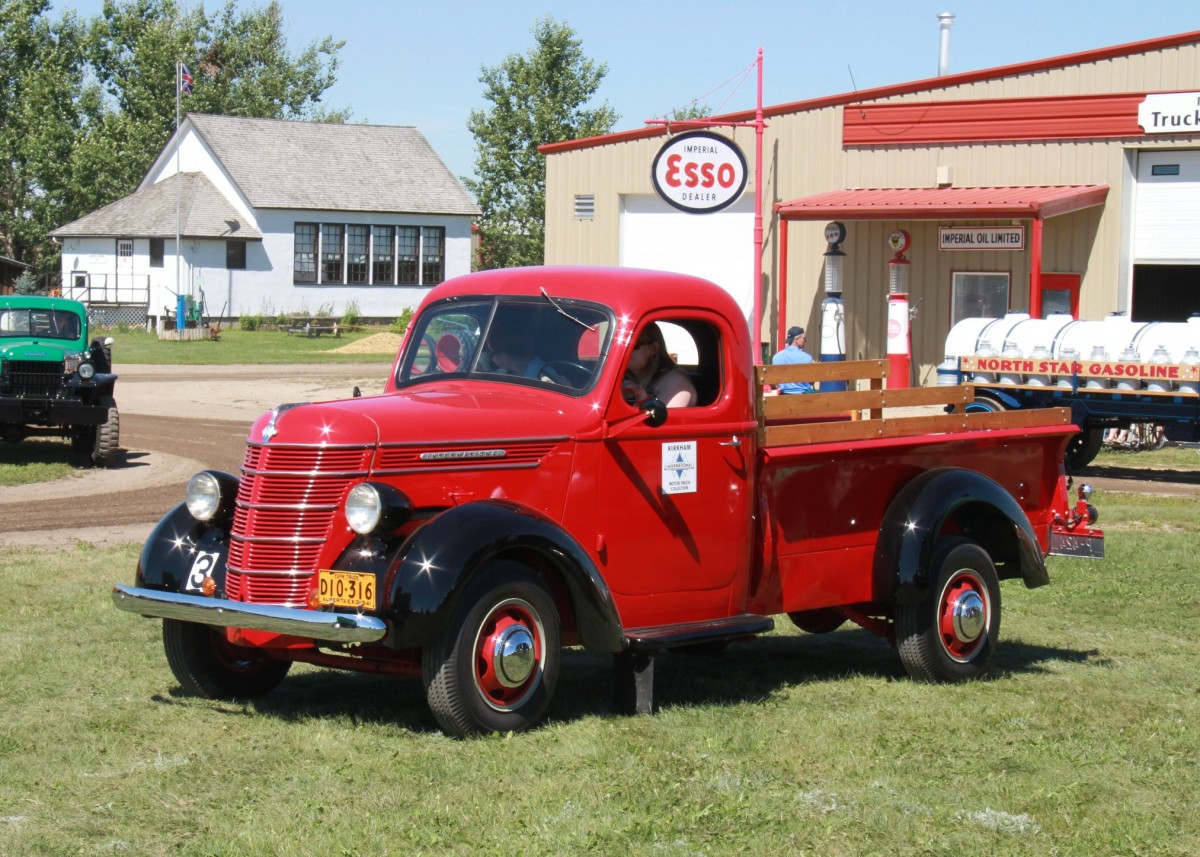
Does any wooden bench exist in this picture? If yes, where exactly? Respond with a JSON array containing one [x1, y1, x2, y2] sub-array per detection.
[[756, 359, 1070, 447]]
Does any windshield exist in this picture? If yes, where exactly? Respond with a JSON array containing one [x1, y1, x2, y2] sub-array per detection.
[[396, 297, 612, 394], [0, 308, 82, 341]]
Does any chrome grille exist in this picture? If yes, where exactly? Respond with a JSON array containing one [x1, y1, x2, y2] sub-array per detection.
[[228, 442, 373, 606], [225, 569, 312, 606]]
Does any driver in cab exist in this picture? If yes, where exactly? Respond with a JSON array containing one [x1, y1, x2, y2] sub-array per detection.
[[484, 327, 561, 383]]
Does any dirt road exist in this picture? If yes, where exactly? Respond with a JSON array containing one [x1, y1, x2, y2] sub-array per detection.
[[0, 363, 388, 548]]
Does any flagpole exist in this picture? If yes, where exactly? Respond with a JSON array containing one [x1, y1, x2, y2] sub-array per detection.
[[175, 60, 183, 331]]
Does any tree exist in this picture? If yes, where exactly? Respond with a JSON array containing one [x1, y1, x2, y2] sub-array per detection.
[[0, 0, 93, 268], [0, 0, 346, 279], [466, 17, 616, 268]]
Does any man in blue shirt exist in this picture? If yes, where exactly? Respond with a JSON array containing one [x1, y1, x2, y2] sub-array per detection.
[[771, 326, 814, 394]]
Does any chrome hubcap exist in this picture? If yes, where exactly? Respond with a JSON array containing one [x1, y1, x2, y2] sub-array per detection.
[[951, 590, 986, 643], [492, 625, 535, 688]]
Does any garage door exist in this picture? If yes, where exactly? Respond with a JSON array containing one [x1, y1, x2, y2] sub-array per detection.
[[1133, 149, 1200, 262], [619, 193, 754, 320], [1131, 150, 1200, 320]]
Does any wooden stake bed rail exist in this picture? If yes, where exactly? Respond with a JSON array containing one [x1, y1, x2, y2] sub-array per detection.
[[756, 359, 1072, 447]]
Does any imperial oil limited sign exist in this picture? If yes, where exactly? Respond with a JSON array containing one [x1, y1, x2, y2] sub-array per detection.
[[651, 131, 747, 214]]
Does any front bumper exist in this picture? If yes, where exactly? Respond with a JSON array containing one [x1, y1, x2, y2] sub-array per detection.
[[0, 397, 106, 425], [111, 584, 388, 644]]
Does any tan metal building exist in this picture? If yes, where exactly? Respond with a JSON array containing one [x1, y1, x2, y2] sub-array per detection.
[[542, 30, 1200, 383]]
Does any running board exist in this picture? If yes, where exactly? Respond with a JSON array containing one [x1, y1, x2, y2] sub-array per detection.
[[614, 614, 774, 715], [623, 613, 774, 651]]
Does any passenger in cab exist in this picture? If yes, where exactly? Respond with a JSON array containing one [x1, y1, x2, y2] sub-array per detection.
[[622, 322, 697, 408]]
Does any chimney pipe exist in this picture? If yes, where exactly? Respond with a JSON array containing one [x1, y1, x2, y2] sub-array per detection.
[[938, 12, 955, 76]]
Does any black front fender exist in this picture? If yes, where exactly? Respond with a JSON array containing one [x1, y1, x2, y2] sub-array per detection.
[[376, 500, 623, 653], [874, 467, 1048, 606], [136, 501, 231, 595]]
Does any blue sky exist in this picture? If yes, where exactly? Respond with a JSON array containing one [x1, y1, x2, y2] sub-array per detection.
[[55, 1, 1200, 183]]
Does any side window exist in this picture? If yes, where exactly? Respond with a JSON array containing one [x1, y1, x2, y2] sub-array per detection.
[[627, 319, 722, 408]]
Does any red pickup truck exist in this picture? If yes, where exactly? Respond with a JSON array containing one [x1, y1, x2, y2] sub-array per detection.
[[113, 266, 1102, 737]]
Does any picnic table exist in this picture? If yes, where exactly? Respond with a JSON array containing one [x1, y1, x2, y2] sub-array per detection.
[[285, 317, 341, 337]]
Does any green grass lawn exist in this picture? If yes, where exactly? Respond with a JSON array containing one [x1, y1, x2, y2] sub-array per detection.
[[0, 439, 78, 485], [109, 326, 398, 365], [1, 486, 1197, 855]]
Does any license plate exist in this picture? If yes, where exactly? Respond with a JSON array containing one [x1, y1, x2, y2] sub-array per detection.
[[317, 570, 377, 610], [1049, 529, 1105, 559]]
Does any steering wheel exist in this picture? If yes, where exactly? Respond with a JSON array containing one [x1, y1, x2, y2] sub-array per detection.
[[542, 361, 592, 388]]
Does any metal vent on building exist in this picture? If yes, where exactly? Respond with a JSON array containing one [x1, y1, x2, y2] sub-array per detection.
[[574, 194, 595, 219]]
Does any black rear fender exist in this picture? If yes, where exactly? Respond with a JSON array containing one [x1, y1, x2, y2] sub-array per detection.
[[874, 467, 1049, 606]]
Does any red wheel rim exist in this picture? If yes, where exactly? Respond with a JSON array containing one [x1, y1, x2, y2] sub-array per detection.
[[937, 570, 990, 662], [472, 598, 544, 711]]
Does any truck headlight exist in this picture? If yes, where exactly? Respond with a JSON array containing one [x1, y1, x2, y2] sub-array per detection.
[[345, 484, 382, 534], [77, 361, 95, 380], [185, 470, 239, 522], [344, 482, 412, 535]]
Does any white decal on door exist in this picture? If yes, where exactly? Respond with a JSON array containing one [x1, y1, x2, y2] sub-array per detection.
[[661, 441, 697, 495]]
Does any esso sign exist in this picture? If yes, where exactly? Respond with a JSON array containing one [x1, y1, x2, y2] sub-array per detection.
[[651, 131, 748, 214]]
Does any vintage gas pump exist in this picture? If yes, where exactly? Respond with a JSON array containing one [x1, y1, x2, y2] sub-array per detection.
[[886, 229, 912, 389], [820, 221, 847, 392]]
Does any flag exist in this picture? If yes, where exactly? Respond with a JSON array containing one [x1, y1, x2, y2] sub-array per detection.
[[179, 64, 193, 95]]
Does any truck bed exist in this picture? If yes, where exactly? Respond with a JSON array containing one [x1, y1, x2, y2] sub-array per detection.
[[756, 359, 1072, 446]]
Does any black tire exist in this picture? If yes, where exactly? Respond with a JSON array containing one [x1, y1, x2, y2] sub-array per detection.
[[1065, 427, 1104, 471], [895, 537, 1001, 683], [965, 394, 1005, 414], [422, 562, 560, 738], [787, 608, 846, 634], [162, 619, 291, 699], [92, 396, 120, 467]]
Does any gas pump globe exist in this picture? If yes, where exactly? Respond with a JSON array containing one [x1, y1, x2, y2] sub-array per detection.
[[820, 222, 847, 391], [886, 229, 911, 389]]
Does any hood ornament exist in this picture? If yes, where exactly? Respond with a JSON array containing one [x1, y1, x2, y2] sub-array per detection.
[[261, 402, 307, 444]]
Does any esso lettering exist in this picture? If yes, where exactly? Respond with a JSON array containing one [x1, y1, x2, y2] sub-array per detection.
[[665, 154, 738, 189]]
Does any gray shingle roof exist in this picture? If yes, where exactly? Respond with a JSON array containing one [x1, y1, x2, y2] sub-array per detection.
[[186, 114, 479, 215], [51, 173, 262, 240]]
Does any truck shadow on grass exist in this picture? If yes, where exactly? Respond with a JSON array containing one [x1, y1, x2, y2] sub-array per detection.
[[157, 628, 1100, 735], [0, 437, 132, 470]]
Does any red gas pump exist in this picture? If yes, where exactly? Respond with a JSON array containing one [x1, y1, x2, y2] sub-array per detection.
[[886, 229, 911, 389]]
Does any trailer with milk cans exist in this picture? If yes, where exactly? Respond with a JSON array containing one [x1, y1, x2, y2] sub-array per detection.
[[940, 312, 1200, 469]]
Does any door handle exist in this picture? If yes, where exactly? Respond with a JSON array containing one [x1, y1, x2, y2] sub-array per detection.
[[719, 436, 742, 448]]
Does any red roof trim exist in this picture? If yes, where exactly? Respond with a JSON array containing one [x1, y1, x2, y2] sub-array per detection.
[[539, 30, 1200, 157], [774, 186, 1110, 221], [843, 92, 1162, 145]]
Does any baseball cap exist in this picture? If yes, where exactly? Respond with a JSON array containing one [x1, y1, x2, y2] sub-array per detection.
[[786, 326, 805, 342]]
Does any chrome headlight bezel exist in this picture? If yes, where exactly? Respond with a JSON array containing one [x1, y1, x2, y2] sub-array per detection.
[[344, 482, 413, 536], [185, 470, 239, 522]]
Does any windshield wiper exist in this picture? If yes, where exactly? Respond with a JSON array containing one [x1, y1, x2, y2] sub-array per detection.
[[540, 287, 596, 331]]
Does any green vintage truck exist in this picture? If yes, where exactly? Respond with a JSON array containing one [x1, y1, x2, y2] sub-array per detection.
[[0, 295, 119, 466]]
